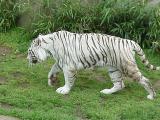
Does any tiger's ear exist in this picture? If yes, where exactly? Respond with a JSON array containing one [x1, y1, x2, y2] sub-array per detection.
[[36, 34, 49, 46], [38, 35, 48, 44], [34, 38, 41, 46]]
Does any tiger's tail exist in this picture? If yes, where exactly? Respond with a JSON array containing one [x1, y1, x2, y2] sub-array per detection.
[[133, 42, 160, 71]]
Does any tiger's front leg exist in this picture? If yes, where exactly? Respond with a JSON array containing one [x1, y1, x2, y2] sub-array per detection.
[[56, 69, 76, 94], [48, 63, 61, 86]]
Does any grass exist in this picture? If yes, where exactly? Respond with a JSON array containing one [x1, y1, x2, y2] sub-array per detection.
[[0, 28, 160, 120]]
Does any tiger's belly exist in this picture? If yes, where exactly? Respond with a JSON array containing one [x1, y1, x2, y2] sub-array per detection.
[[76, 60, 107, 69]]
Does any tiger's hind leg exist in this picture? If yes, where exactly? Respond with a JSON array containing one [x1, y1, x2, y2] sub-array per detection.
[[127, 61, 156, 100], [100, 66, 125, 94]]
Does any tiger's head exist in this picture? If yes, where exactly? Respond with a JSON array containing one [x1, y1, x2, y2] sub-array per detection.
[[27, 35, 51, 65]]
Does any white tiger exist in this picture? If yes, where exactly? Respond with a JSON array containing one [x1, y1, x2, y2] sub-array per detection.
[[27, 30, 160, 100]]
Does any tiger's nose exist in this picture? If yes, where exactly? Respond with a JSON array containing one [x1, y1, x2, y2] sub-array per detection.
[[32, 59, 38, 63]]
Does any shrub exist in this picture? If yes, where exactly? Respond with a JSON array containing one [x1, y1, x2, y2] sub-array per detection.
[[0, 0, 17, 32], [29, 0, 99, 37], [28, 0, 160, 48], [1, 0, 160, 52], [98, 0, 160, 48]]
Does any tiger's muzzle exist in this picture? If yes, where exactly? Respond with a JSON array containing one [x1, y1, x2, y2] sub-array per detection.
[[32, 59, 38, 64]]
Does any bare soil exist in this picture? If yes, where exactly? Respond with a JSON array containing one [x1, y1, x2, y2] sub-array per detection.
[[0, 115, 20, 120], [75, 104, 89, 120], [11, 71, 25, 78], [0, 76, 7, 85], [153, 80, 160, 90], [0, 102, 13, 110], [0, 46, 12, 57]]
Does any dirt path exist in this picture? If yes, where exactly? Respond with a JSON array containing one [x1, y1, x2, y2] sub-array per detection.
[[153, 80, 160, 90], [0, 45, 12, 57], [0, 115, 20, 120], [0, 76, 7, 85]]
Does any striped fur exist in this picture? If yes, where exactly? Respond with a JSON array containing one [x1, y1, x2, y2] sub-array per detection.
[[28, 30, 159, 100]]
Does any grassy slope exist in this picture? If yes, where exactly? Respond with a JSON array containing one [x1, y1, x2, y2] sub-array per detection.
[[0, 28, 160, 120]]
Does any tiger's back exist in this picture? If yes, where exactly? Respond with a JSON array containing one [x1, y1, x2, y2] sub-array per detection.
[[57, 31, 136, 71]]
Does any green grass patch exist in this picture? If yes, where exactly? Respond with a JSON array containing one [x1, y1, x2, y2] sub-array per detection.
[[0, 28, 30, 53]]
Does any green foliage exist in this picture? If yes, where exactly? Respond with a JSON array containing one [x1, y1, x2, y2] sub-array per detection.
[[29, 0, 99, 37], [0, 0, 30, 32], [98, 0, 160, 47], [1, 0, 160, 51], [0, 0, 17, 32], [26, 0, 160, 48]]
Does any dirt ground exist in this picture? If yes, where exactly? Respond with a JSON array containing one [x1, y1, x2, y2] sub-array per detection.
[[0, 46, 12, 57], [0, 115, 20, 120]]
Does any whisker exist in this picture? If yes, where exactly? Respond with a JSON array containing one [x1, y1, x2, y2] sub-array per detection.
[[28, 58, 33, 67]]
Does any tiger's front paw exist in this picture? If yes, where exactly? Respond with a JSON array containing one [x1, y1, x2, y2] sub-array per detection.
[[48, 75, 58, 86], [147, 95, 154, 100], [56, 86, 70, 94], [147, 92, 156, 100]]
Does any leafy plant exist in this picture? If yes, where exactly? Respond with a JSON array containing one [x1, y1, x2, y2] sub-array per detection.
[[1, 0, 160, 53], [0, 0, 17, 32], [98, 0, 160, 47], [152, 41, 160, 53]]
